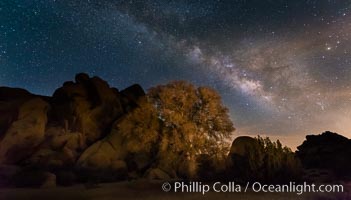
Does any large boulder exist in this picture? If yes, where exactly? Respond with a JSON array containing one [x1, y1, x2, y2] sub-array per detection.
[[76, 116, 152, 180], [76, 89, 151, 180], [77, 139, 122, 170], [0, 98, 49, 164], [0, 87, 33, 101], [229, 136, 258, 157], [27, 128, 86, 170], [296, 131, 351, 179], [0, 87, 34, 137], [50, 73, 127, 144], [226, 136, 263, 181], [0, 73, 149, 184], [76, 130, 129, 181], [120, 84, 145, 112]]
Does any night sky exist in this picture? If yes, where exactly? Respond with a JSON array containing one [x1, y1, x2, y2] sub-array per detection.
[[1, 0, 351, 148]]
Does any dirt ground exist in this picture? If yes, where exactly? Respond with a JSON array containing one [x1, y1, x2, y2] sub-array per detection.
[[0, 180, 349, 200]]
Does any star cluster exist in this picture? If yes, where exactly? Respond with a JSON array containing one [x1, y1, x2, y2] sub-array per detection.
[[1, 0, 351, 148]]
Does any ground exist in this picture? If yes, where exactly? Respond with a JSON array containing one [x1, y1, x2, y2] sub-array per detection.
[[0, 180, 349, 200]]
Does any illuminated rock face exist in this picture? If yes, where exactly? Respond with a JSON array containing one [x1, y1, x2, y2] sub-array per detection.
[[0, 73, 146, 186], [0, 87, 34, 140], [28, 74, 145, 171], [0, 98, 49, 164]]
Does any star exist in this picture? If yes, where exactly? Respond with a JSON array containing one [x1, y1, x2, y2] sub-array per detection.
[[1, 0, 351, 149]]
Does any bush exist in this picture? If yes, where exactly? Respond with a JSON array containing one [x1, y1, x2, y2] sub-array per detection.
[[228, 136, 302, 183]]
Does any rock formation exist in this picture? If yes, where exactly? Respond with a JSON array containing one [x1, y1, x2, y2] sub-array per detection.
[[0, 98, 49, 164], [228, 136, 258, 157], [0, 87, 34, 138], [226, 136, 262, 181], [3, 73, 349, 187], [0, 73, 145, 187], [296, 131, 351, 179]]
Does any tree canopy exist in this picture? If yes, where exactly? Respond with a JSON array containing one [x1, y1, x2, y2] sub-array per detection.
[[116, 81, 235, 178]]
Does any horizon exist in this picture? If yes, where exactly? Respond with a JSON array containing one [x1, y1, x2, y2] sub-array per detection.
[[1, 74, 348, 151]]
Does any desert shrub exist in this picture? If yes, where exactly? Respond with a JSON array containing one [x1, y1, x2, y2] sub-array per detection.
[[228, 136, 302, 183]]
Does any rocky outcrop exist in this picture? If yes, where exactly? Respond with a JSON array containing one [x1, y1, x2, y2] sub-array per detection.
[[229, 136, 258, 157], [226, 136, 261, 181], [296, 131, 351, 178], [27, 127, 86, 170], [0, 73, 147, 187], [120, 84, 145, 112], [26, 74, 145, 171], [0, 87, 34, 138], [0, 87, 34, 102], [50, 73, 126, 143], [0, 98, 49, 164], [76, 139, 122, 171], [76, 95, 158, 181], [2, 75, 238, 185], [7, 73, 348, 187], [75, 120, 150, 180]]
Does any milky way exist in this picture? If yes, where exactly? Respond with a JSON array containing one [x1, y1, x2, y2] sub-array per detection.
[[1, 0, 351, 148]]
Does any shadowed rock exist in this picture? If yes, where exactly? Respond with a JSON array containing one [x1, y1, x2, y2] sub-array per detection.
[[296, 131, 351, 179], [229, 136, 258, 157], [120, 84, 145, 103], [50, 73, 126, 143], [226, 136, 261, 181], [0, 87, 33, 101]]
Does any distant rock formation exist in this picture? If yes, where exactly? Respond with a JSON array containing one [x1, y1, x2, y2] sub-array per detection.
[[296, 131, 351, 179]]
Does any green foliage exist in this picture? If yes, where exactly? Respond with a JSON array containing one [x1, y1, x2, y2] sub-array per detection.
[[257, 136, 302, 183]]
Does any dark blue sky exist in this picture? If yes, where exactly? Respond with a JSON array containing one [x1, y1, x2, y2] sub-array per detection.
[[1, 0, 351, 148]]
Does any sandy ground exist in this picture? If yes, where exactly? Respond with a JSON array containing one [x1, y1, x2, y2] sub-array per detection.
[[0, 180, 349, 200]]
